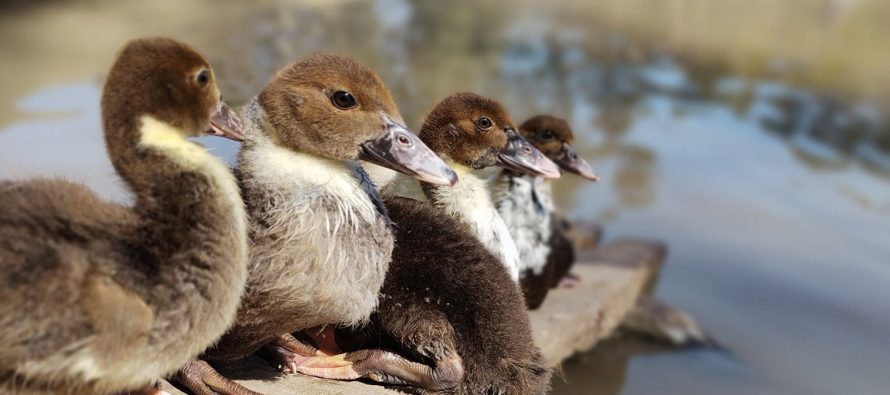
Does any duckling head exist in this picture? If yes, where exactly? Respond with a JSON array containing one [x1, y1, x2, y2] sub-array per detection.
[[419, 92, 559, 178], [102, 37, 244, 142], [519, 115, 598, 181], [258, 53, 456, 186]]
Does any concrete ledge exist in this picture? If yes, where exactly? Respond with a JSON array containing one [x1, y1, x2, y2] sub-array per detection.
[[163, 240, 664, 394]]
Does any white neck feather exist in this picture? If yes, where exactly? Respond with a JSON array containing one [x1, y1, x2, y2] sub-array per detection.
[[427, 162, 521, 281], [240, 111, 380, 226], [363, 162, 399, 190]]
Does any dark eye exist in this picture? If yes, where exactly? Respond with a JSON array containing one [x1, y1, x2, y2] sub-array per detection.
[[331, 91, 357, 109], [541, 130, 554, 139], [477, 117, 493, 130], [196, 70, 210, 87]]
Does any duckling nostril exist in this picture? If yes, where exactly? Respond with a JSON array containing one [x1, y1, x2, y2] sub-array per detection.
[[523, 146, 533, 155]]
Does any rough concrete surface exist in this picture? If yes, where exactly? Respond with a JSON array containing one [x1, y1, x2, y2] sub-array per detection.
[[163, 239, 664, 395]]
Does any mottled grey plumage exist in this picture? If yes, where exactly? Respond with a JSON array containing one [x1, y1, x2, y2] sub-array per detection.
[[491, 171, 559, 309]]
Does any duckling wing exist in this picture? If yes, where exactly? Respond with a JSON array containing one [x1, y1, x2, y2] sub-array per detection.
[[0, 179, 153, 378], [547, 213, 577, 288]]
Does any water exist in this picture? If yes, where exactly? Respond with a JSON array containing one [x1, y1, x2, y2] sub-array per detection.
[[1, 1, 889, 394]]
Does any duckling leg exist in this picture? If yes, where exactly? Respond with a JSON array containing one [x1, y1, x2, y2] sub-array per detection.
[[304, 325, 341, 355], [257, 333, 327, 373], [295, 349, 464, 391], [176, 359, 262, 395]]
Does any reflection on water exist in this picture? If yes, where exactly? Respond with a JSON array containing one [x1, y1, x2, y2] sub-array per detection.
[[1, 1, 889, 394]]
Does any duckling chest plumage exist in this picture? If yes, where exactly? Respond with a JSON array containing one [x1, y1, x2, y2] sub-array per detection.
[[494, 173, 554, 276], [422, 167, 522, 281], [213, 103, 393, 359], [241, 173, 392, 326]]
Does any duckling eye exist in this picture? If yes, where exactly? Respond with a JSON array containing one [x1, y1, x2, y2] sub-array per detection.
[[541, 130, 555, 139], [196, 70, 210, 88], [331, 91, 358, 109], [477, 117, 493, 130]]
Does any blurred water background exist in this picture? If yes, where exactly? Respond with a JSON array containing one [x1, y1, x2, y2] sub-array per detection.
[[1, 1, 888, 394]]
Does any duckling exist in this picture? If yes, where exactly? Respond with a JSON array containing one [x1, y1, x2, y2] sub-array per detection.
[[501, 117, 717, 348], [492, 115, 598, 309], [176, 54, 456, 395], [294, 93, 553, 394], [0, 38, 248, 395], [387, 93, 560, 280]]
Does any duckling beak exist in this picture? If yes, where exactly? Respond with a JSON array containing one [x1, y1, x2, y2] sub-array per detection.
[[497, 130, 561, 179], [208, 101, 246, 142], [554, 142, 599, 181], [359, 115, 458, 186]]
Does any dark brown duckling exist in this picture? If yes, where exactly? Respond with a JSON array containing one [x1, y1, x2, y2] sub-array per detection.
[[175, 54, 456, 395], [293, 93, 553, 395], [492, 115, 598, 309], [0, 38, 247, 395], [385, 93, 560, 281]]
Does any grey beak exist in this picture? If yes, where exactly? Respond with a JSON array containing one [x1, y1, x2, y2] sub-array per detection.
[[208, 101, 246, 142], [554, 142, 598, 181], [358, 114, 458, 186], [497, 129, 561, 179]]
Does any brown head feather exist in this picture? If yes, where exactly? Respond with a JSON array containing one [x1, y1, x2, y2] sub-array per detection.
[[258, 53, 402, 160], [419, 92, 516, 169]]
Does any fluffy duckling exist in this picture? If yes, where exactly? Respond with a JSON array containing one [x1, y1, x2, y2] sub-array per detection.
[[492, 115, 597, 309], [295, 93, 553, 394], [0, 38, 247, 395], [387, 93, 560, 280], [176, 54, 456, 395]]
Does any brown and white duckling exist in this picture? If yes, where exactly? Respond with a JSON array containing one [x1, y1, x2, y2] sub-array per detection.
[[386, 93, 560, 280], [491, 115, 597, 309], [0, 38, 247, 395], [293, 93, 552, 394], [176, 53, 456, 395]]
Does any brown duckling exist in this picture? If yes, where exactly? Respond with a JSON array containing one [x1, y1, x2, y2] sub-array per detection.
[[492, 115, 597, 309], [0, 38, 247, 395], [294, 93, 553, 394], [386, 93, 560, 280], [176, 54, 456, 395]]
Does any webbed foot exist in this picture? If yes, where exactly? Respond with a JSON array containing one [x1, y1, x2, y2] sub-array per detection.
[[176, 359, 262, 395], [257, 333, 326, 373], [296, 349, 463, 391]]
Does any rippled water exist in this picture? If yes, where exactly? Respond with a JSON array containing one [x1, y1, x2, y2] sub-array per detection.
[[1, 1, 889, 394]]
